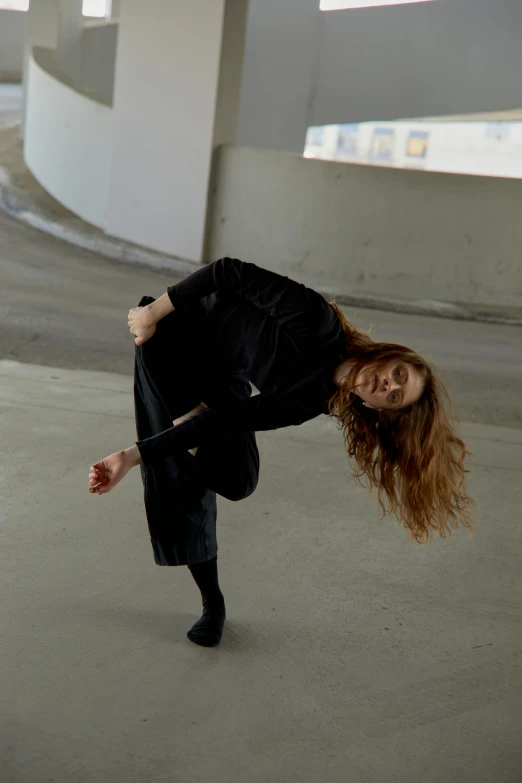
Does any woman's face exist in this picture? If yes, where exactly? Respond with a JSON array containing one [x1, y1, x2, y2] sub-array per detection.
[[354, 360, 424, 411]]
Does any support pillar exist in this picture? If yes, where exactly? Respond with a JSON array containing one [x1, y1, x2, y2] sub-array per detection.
[[110, 0, 121, 21], [105, 0, 248, 263], [21, 0, 60, 137], [54, 0, 84, 86]]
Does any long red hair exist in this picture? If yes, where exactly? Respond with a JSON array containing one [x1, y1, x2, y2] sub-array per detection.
[[328, 303, 474, 544]]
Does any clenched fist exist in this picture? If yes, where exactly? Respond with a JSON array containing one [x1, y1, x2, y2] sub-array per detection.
[[128, 306, 157, 346]]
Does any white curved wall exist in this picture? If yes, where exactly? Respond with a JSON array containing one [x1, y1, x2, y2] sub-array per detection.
[[24, 52, 112, 228]]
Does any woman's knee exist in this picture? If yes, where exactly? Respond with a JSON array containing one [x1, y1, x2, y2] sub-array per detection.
[[196, 448, 259, 502], [216, 476, 258, 502]]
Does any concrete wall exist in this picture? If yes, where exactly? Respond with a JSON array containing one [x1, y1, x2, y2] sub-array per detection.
[[208, 145, 522, 308], [238, 0, 522, 152], [0, 10, 25, 80], [24, 51, 112, 227]]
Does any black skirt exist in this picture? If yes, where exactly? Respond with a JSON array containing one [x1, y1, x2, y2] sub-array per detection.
[[133, 296, 259, 566]]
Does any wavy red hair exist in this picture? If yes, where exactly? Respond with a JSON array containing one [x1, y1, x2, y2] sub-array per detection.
[[328, 302, 474, 544]]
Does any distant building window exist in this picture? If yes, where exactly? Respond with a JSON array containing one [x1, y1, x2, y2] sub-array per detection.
[[369, 127, 395, 162], [406, 130, 429, 158], [485, 123, 509, 141], [307, 126, 325, 146], [82, 0, 109, 17], [0, 1, 29, 11], [0, 0, 110, 13], [337, 124, 359, 158], [304, 119, 522, 179], [321, 1, 434, 10]]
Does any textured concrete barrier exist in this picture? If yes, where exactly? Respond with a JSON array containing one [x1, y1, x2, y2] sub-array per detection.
[[208, 145, 522, 309]]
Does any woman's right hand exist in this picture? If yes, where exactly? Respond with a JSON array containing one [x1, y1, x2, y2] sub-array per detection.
[[128, 306, 157, 346]]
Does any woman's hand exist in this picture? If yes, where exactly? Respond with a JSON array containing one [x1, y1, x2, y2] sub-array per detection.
[[128, 305, 157, 346], [88, 450, 135, 496]]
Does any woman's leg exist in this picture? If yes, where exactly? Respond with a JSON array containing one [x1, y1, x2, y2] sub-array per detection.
[[134, 299, 218, 568], [136, 300, 259, 646], [140, 305, 260, 504], [138, 302, 203, 424], [141, 336, 259, 645], [192, 412, 260, 502]]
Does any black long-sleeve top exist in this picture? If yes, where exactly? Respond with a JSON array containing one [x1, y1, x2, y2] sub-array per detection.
[[136, 258, 348, 464]]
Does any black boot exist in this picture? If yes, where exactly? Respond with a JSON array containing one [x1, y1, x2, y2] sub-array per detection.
[[187, 556, 226, 647]]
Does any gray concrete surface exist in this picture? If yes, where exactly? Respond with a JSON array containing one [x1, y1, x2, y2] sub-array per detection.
[[1, 200, 522, 782], [1, 359, 521, 783], [0, 82, 22, 128]]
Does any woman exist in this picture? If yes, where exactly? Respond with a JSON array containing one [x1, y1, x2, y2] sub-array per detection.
[[88, 258, 473, 647]]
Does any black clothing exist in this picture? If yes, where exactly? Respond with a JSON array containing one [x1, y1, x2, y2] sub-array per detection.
[[187, 556, 226, 647], [134, 304, 259, 566], [133, 259, 347, 567], [136, 258, 347, 463]]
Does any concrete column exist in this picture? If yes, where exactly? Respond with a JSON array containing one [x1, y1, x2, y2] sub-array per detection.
[[110, 0, 121, 20], [105, 0, 248, 262], [26, 0, 60, 49], [55, 0, 84, 85], [237, 0, 320, 154], [21, 0, 60, 137]]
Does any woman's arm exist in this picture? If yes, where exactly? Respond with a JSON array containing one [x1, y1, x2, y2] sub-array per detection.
[[125, 444, 143, 466], [135, 392, 325, 465], [148, 292, 175, 323], [166, 258, 339, 350], [89, 392, 324, 494], [131, 259, 339, 350], [128, 293, 175, 345]]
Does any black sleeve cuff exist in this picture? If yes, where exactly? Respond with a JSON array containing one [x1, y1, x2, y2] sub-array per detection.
[[137, 408, 219, 465]]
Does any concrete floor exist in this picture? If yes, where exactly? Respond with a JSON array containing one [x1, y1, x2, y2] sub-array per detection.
[[1, 208, 521, 782], [0, 82, 22, 129]]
